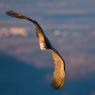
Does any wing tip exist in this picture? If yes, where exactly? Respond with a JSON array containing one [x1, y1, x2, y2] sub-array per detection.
[[6, 10, 26, 19], [6, 10, 16, 16], [51, 78, 64, 89]]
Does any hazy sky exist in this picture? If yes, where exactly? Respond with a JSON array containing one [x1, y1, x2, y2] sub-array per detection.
[[0, 0, 95, 95]]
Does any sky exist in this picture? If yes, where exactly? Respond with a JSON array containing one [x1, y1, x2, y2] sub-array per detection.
[[0, 0, 95, 95]]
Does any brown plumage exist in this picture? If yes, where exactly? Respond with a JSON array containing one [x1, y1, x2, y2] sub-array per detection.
[[6, 10, 65, 89]]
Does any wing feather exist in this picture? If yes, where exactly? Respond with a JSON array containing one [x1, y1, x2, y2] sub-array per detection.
[[6, 10, 65, 89], [6, 10, 27, 19], [51, 49, 65, 89], [6, 10, 47, 50]]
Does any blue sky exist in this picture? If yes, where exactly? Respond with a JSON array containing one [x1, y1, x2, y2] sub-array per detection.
[[0, 0, 95, 95]]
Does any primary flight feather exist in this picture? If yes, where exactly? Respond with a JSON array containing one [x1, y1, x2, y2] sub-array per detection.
[[6, 10, 65, 89]]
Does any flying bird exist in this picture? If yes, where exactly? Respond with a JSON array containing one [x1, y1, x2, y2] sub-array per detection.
[[6, 10, 65, 89]]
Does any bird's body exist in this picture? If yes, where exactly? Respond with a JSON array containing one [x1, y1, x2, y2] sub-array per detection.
[[6, 10, 65, 89]]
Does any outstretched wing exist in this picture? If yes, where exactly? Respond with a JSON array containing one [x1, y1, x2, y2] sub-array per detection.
[[51, 49, 65, 89], [6, 10, 27, 19], [6, 10, 65, 89], [6, 10, 47, 50], [45, 38, 65, 89]]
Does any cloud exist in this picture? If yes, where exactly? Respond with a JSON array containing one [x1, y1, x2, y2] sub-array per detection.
[[0, 34, 95, 79], [0, 3, 11, 12], [90, 30, 95, 36], [53, 30, 62, 37], [66, 52, 95, 79], [35, 1, 95, 15], [9, 27, 27, 37], [0, 3, 4, 9], [0, 27, 28, 37], [0, 23, 95, 78], [44, 8, 88, 15], [0, 3, 7, 10], [0, 0, 95, 79]]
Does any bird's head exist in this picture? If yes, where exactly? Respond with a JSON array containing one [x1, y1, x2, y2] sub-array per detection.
[[39, 42, 47, 50]]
